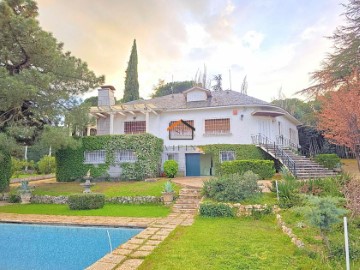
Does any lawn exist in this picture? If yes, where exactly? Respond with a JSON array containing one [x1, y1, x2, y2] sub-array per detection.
[[0, 203, 170, 217], [139, 216, 328, 270], [12, 178, 180, 197]]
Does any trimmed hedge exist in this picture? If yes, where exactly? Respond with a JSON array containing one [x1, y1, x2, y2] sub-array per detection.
[[68, 193, 105, 210], [314, 154, 341, 170], [220, 160, 275, 179], [56, 134, 163, 182], [199, 202, 235, 217], [0, 152, 12, 192], [199, 144, 271, 175]]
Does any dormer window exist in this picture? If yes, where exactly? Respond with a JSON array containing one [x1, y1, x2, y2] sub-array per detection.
[[183, 87, 211, 102]]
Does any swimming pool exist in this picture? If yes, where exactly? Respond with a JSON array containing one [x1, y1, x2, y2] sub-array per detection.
[[0, 222, 142, 270]]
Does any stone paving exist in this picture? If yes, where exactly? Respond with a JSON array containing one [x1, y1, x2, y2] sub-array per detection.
[[0, 184, 202, 270]]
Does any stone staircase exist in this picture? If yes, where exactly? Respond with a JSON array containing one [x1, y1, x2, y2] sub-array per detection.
[[263, 145, 337, 179], [172, 187, 202, 214]]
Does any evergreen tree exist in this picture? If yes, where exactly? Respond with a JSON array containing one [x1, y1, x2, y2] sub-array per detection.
[[123, 39, 139, 102]]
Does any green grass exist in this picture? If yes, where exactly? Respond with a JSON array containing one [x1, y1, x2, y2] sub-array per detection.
[[20, 179, 180, 197], [139, 216, 329, 270], [280, 209, 360, 269], [0, 203, 170, 217]]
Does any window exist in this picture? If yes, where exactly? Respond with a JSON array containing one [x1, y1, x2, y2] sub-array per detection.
[[114, 150, 137, 163], [84, 150, 106, 164], [124, 121, 146, 134], [205, 118, 230, 134], [169, 120, 194, 140], [219, 151, 235, 163], [167, 153, 179, 162]]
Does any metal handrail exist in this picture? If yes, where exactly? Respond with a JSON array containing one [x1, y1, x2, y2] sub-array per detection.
[[251, 133, 297, 177], [275, 135, 300, 152]]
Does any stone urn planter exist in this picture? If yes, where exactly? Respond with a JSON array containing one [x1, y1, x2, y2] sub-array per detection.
[[162, 181, 174, 205], [19, 180, 32, 204]]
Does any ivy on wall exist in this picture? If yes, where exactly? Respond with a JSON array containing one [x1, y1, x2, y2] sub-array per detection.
[[199, 144, 271, 175], [56, 134, 163, 182]]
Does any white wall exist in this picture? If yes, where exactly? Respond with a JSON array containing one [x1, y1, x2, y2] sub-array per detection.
[[97, 106, 299, 146], [186, 90, 207, 102]]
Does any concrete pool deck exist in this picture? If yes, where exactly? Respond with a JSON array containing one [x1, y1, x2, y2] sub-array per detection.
[[0, 183, 201, 270]]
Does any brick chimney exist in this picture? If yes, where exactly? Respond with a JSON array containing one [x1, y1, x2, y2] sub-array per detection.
[[98, 85, 116, 106]]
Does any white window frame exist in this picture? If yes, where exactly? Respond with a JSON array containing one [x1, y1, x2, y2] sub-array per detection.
[[84, 150, 106, 164], [219, 151, 235, 163], [114, 150, 137, 163], [166, 153, 179, 162]]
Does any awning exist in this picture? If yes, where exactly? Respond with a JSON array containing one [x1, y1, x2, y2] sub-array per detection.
[[251, 111, 285, 117]]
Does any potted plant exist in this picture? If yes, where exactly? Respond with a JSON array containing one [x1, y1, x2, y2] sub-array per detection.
[[162, 181, 174, 205], [18, 180, 32, 204]]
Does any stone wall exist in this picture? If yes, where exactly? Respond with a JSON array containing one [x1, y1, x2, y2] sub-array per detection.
[[1, 193, 162, 205]]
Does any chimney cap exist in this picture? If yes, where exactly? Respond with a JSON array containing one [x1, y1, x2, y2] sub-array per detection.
[[100, 85, 116, 90]]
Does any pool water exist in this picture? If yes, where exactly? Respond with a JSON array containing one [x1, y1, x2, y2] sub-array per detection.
[[0, 223, 142, 270]]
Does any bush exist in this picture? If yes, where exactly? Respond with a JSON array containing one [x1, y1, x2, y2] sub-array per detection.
[[8, 193, 21, 203], [314, 154, 341, 170], [298, 177, 344, 197], [68, 193, 105, 210], [275, 169, 302, 208], [199, 202, 235, 217], [163, 160, 178, 178], [220, 160, 275, 179], [203, 171, 260, 202], [0, 152, 11, 192], [37, 156, 56, 174]]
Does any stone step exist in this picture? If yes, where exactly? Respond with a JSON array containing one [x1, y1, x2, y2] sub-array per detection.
[[172, 208, 198, 213], [176, 199, 201, 204], [173, 204, 198, 210]]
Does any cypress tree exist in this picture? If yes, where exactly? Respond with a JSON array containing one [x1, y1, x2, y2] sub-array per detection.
[[123, 39, 139, 102]]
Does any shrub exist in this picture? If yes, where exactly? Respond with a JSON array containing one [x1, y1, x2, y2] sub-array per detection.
[[314, 154, 341, 170], [163, 160, 178, 178], [276, 169, 302, 208], [199, 202, 235, 217], [0, 152, 11, 192], [203, 171, 260, 202], [298, 177, 344, 197], [8, 193, 21, 203], [343, 177, 360, 218], [220, 159, 275, 179], [37, 156, 56, 174], [68, 193, 105, 210]]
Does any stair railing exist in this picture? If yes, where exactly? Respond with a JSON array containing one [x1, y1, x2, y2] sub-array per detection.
[[275, 135, 300, 152], [251, 133, 297, 178]]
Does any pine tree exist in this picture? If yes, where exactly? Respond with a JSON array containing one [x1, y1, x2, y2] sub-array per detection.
[[123, 39, 139, 102], [240, 75, 248, 95]]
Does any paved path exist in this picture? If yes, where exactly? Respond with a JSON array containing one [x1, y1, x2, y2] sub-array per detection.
[[171, 176, 209, 188]]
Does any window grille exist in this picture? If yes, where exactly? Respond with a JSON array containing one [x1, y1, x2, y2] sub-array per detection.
[[205, 118, 230, 134], [169, 120, 194, 140], [114, 150, 137, 163], [167, 153, 179, 162], [219, 151, 235, 163], [84, 150, 106, 164], [124, 121, 146, 134]]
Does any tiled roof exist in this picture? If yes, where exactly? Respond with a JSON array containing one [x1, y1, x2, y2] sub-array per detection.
[[126, 90, 269, 110]]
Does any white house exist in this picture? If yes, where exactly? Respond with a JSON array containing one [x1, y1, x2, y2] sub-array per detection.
[[89, 85, 301, 177]]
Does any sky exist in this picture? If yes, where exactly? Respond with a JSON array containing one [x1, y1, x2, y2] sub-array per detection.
[[36, 0, 345, 102]]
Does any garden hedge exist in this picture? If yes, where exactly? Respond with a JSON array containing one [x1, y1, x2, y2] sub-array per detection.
[[314, 154, 341, 170], [68, 193, 105, 210], [220, 159, 275, 179], [0, 151, 11, 192], [56, 134, 163, 182], [200, 144, 270, 175], [199, 202, 235, 217]]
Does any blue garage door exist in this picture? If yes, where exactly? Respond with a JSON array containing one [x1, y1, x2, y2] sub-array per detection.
[[185, 153, 200, 176]]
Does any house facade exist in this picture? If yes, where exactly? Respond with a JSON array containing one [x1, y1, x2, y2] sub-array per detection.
[[88, 85, 301, 177]]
